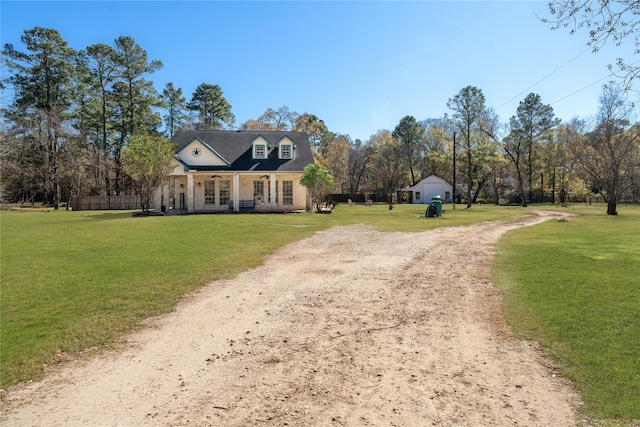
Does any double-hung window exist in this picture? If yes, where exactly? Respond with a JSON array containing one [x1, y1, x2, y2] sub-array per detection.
[[283, 181, 293, 206], [204, 181, 216, 205], [254, 144, 266, 159], [280, 144, 292, 159], [220, 180, 230, 205], [253, 180, 264, 202]]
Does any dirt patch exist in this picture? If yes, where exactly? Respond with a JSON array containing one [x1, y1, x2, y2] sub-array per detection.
[[1, 210, 581, 426]]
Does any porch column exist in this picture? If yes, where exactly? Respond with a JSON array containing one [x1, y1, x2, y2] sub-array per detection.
[[269, 173, 277, 212], [187, 173, 194, 213], [233, 172, 240, 212]]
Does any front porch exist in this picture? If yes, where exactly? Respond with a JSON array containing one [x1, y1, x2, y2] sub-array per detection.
[[156, 171, 309, 213]]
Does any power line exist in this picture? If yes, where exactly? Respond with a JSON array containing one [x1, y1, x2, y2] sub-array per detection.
[[551, 58, 640, 106], [496, 47, 591, 110], [550, 73, 614, 106]]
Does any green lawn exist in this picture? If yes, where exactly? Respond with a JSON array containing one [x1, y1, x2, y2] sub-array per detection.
[[493, 204, 640, 421], [1, 202, 638, 425], [0, 203, 518, 388]]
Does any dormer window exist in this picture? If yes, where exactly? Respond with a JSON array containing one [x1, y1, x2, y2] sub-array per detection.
[[280, 144, 292, 159], [254, 143, 267, 159], [277, 136, 295, 160]]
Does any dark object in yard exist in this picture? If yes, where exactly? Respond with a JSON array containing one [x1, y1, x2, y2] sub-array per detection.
[[426, 196, 443, 218], [426, 204, 437, 217], [317, 203, 334, 214], [132, 211, 164, 217]]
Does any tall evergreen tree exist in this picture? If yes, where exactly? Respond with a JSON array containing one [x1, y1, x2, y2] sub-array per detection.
[[77, 43, 118, 195], [508, 93, 560, 202], [111, 36, 163, 194], [161, 82, 187, 137], [2, 27, 76, 207], [392, 115, 425, 185], [293, 113, 330, 155], [187, 83, 234, 130], [447, 86, 487, 208]]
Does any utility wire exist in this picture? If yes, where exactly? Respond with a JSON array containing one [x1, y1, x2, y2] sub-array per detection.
[[550, 72, 614, 106], [551, 58, 640, 106], [496, 47, 591, 110]]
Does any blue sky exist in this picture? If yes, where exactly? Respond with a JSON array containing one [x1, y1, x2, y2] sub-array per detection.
[[2, 1, 637, 141]]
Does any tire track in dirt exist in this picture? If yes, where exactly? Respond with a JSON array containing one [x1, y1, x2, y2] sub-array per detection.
[[1, 210, 580, 426]]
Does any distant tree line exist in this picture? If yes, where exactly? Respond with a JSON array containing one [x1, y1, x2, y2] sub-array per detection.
[[2, 26, 639, 215], [244, 86, 638, 215], [0, 27, 235, 208]]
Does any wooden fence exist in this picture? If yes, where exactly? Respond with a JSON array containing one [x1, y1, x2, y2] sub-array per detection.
[[72, 195, 141, 211]]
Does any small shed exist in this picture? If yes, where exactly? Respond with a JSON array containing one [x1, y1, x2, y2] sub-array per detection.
[[399, 175, 453, 204]]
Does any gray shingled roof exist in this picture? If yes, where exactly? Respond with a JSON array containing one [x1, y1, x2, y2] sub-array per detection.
[[171, 130, 314, 172]]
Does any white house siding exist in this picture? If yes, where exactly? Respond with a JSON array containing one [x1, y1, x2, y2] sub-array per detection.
[[401, 175, 453, 204], [177, 140, 228, 167], [418, 183, 445, 203]]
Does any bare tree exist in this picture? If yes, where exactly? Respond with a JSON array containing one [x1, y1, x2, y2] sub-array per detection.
[[319, 134, 350, 195], [370, 130, 403, 210], [570, 86, 639, 215], [347, 139, 375, 201], [542, 0, 640, 89], [258, 106, 297, 131], [242, 106, 300, 132], [0, 133, 18, 204]]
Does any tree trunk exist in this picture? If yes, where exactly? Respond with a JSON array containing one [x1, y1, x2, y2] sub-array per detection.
[[492, 170, 500, 205], [103, 144, 110, 196], [607, 201, 618, 215], [472, 178, 485, 204], [515, 165, 527, 207], [47, 119, 61, 209], [560, 168, 566, 203], [466, 149, 472, 208], [551, 169, 556, 204]]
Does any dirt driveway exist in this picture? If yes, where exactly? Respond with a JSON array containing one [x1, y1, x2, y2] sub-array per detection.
[[1, 210, 581, 426]]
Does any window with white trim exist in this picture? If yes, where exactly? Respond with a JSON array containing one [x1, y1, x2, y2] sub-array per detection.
[[283, 181, 293, 205], [254, 143, 267, 159], [205, 181, 215, 205], [253, 180, 264, 203], [220, 180, 230, 205], [280, 144, 292, 159]]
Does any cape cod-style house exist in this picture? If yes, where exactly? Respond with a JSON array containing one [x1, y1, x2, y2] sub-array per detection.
[[154, 130, 315, 213]]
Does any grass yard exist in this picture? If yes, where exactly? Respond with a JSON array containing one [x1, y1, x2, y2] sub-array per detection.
[[2, 202, 638, 424], [493, 204, 640, 421], [0, 202, 519, 388]]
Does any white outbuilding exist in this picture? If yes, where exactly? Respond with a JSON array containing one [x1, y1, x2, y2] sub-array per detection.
[[399, 175, 453, 204]]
